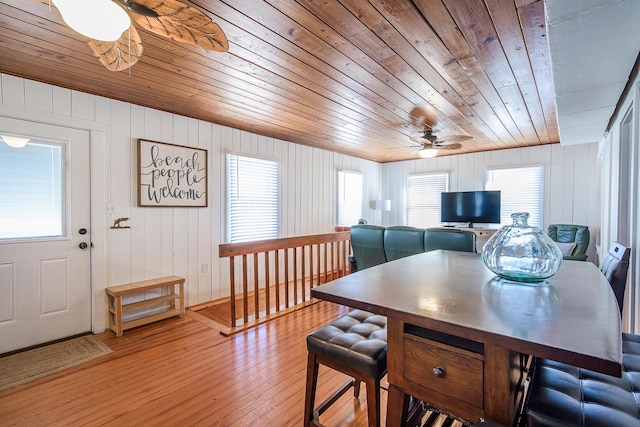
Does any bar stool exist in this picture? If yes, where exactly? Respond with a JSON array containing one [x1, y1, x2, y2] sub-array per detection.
[[525, 243, 635, 426], [303, 309, 387, 427]]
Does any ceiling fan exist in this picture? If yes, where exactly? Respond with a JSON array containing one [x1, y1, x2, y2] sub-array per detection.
[[409, 127, 471, 158], [40, 0, 229, 72], [406, 107, 472, 158]]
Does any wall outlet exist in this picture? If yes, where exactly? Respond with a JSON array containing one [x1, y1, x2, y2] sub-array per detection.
[[201, 264, 209, 274]]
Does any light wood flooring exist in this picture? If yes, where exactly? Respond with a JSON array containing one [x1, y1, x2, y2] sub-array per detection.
[[0, 301, 385, 426]]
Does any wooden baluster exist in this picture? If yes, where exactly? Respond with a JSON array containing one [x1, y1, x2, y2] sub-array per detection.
[[293, 247, 298, 305], [339, 240, 345, 276], [323, 243, 328, 284], [307, 246, 311, 297], [275, 249, 280, 312], [331, 242, 336, 281], [308, 245, 313, 290], [229, 255, 236, 328], [339, 240, 344, 276], [284, 248, 290, 308], [242, 254, 248, 324], [337, 240, 343, 277], [253, 253, 259, 320], [301, 245, 306, 302], [265, 251, 270, 315], [315, 244, 321, 287]]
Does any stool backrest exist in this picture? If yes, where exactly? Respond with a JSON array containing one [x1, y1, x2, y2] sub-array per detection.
[[600, 242, 631, 317]]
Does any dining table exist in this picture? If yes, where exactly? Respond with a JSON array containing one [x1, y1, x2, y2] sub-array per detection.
[[310, 250, 623, 426]]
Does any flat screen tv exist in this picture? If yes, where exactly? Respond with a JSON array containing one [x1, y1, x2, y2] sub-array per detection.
[[441, 190, 501, 227]]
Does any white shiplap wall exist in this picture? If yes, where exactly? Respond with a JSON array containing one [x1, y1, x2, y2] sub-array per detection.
[[381, 143, 601, 261], [0, 74, 381, 332]]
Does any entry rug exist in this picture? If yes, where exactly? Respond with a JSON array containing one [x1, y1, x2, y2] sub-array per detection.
[[0, 335, 112, 391]]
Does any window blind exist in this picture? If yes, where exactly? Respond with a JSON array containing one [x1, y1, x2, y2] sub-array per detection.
[[0, 141, 65, 239], [337, 170, 363, 226], [485, 165, 544, 228], [407, 172, 448, 227], [227, 154, 279, 243]]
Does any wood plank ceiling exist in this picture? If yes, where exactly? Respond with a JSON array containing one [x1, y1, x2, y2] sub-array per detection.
[[0, 0, 557, 162]]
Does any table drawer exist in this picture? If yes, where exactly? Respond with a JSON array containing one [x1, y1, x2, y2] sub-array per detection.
[[403, 335, 484, 408]]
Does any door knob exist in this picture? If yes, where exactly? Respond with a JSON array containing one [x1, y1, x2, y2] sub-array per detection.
[[79, 228, 87, 235], [79, 242, 88, 249]]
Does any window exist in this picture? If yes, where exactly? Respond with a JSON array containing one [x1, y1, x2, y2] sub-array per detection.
[[0, 140, 65, 239], [227, 153, 279, 243], [406, 172, 448, 227], [337, 170, 363, 226], [485, 165, 544, 228]]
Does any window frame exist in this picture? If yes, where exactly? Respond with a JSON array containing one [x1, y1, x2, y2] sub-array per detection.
[[406, 172, 449, 228], [337, 169, 364, 227], [485, 165, 545, 228], [0, 138, 68, 241], [226, 152, 280, 243]]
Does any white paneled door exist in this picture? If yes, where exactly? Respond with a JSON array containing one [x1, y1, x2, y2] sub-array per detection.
[[0, 117, 91, 354]]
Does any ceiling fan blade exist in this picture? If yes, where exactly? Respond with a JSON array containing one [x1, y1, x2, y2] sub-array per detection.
[[409, 135, 425, 144], [433, 142, 463, 150], [434, 134, 473, 144], [87, 25, 143, 71], [130, 0, 229, 52], [408, 106, 428, 129], [390, 142, 423, 149]]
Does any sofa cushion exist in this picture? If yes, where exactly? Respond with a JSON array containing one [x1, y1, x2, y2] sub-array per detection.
[[424, 228, 477, 253], [350, 224, 387, 271], [555, 241, 576, 257], [383, 226, 425, 261]]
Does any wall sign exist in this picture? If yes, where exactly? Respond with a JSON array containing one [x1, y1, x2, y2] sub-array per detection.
[[137, 139, 208, 207]]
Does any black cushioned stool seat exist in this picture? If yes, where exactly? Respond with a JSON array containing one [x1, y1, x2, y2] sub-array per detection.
[[304, 309, 387, 427], [526, 332, 640, 427]]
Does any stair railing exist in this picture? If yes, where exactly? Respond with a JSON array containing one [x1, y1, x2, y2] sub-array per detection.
[[218, 231, 351, 334]]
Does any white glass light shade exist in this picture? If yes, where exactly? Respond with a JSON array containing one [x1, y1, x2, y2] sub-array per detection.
[[1, 135, 30, 148], [53, 0, 130, 41], [418, 148, 438, 159]]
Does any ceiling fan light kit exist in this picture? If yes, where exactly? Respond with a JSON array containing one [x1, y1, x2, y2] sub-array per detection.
[[53, 0, 130, 41], [418, 148, 438, 159]]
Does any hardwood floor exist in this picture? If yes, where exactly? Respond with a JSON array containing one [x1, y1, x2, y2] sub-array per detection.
[[0, 301, 386, 426]]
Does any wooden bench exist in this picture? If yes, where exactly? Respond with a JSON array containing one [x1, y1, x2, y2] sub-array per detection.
[[106, 275, 185, 336]]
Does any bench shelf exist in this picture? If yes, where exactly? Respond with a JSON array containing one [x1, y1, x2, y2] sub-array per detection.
[[106, 275, 185, 336]]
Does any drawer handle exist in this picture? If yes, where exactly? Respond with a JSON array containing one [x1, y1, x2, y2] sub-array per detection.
[[432, 366, 445, 378]]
